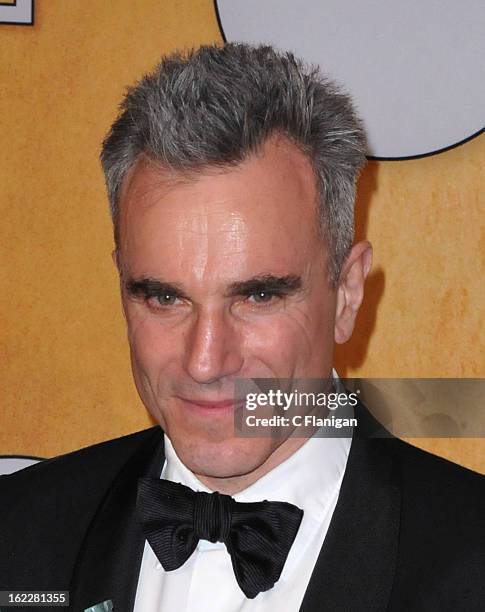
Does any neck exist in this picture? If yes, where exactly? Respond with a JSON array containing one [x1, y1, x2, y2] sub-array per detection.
[[194, 433, 314, 495]]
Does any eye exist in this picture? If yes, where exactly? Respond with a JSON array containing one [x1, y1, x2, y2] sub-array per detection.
[[247, 291, 279, 304], [158, 294, 177, 305], [148, 294, 181, 308]]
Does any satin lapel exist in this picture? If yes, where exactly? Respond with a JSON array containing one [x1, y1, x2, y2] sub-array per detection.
[[299, 402, 401, 612], [69, 428, 164, 612]]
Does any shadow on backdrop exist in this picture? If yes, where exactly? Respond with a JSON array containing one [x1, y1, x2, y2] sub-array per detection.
[[335, 161, 383, 375]]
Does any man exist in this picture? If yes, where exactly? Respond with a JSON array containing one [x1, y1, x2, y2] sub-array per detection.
[[1, 43, 484, 612]]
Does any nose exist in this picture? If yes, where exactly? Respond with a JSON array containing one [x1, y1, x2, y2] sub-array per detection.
[[183, 307, 244, 384]]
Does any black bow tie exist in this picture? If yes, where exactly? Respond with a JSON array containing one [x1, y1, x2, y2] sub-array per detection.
[[136, 477, 304, 599]]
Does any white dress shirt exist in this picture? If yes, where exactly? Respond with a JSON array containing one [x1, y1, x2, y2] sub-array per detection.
[[133, 419, 351, 611]]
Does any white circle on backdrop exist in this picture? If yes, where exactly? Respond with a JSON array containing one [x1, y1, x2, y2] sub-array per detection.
[[215, 0, 484, 159], [0, 456, 41, 475]]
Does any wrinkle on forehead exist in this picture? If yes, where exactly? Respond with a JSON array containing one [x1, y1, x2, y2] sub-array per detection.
[[118, 133, 319, 224], [117, 136, 325, 286], [169, 200, 252, 284]]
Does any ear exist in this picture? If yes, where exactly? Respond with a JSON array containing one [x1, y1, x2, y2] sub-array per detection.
[[334, 241, 373, 344]]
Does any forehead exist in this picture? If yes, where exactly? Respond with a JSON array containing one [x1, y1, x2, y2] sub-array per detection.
[[117, 136, 325, 282]]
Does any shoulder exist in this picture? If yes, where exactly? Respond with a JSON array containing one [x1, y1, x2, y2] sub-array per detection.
[[356, 397, 485, 510], [382, 438, 485, 606], [0, 426, 162, 588], [0, 426, 161, 500], [388, 436, 485, 503], [382, 437, 485, 530]]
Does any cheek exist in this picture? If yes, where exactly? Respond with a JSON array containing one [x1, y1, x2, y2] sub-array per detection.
[[242, 312, 317, 376], [126, 312, 180, 380], [243, 299, 336, 376]]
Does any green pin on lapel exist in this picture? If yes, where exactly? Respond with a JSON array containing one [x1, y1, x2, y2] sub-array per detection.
[[84, 600, 113, 612]]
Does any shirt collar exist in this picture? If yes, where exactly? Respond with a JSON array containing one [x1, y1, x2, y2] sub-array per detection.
[[163, 430, 350, 522]]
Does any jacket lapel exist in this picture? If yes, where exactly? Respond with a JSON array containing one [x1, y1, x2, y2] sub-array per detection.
[[69, 427, 164, 612], [299, 402, 401, 611]]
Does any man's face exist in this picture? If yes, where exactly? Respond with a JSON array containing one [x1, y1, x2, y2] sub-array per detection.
[[117, 136, 341, 482]]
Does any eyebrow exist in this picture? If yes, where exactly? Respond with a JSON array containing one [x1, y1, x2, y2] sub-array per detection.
[[225, 274, 302, 297], [124, 274, 302, 300], [125, 278, 187, 299]]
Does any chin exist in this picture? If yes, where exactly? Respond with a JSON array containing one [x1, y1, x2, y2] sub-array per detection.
[[172, 434, 273, 480]]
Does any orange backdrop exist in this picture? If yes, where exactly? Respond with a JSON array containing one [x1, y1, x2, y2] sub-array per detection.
[[1, 1, 483, 472]]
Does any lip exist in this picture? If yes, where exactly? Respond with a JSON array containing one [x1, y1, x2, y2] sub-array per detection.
[[177, 397, 243, 414]]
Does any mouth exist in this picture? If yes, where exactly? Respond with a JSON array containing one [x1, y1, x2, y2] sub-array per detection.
[[177, 397, 243, 416]]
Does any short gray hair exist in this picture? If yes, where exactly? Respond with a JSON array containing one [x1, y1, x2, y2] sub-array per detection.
[[101, 43, 367, 284]]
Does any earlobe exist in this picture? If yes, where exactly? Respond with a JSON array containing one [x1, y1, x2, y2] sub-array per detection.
[[334, 241, 373, 344]]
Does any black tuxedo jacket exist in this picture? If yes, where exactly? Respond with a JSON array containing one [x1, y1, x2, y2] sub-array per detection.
[[1, 407, 484, 612]]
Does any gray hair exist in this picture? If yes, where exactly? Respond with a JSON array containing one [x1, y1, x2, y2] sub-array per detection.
[[101, 43, 367, 284]]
